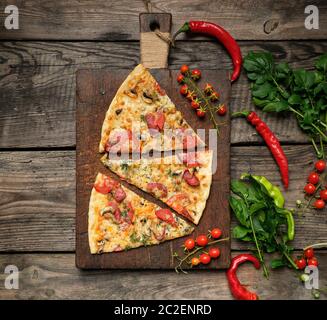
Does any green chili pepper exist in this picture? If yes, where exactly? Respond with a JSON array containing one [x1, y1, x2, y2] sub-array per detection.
[[241, 173, 294, 240], [283, 209, 295, 241], [241, 173, 284, 208]]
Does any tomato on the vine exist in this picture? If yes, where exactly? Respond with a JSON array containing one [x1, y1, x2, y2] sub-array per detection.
[[180, 65, 189, 75], [217, 104, 227, 116], [314, 199, 325, 209], [320, 189, 327, 201], [210, 228, 222, 239], [315, 160, 326, 172], [308, 172, 320, 185], [307, 257, 319, 267], [191, 257, 200, 266], [204, 83, 214, 95], [196, 109, 206, 118], [191, 69, 201, 80], [304, 183, 316, 195], [295, 258, 306, 270], [180, 84, 188, 96], [304, 247, 314, 259], [209, 247, 220, 258], [177, 74, 184, 83], [191, 99, 200, 110], [196, 235, 208, 246], [210, 91, 219, 101], [184, 238, 195, 250], [199, 253, 211, 264]]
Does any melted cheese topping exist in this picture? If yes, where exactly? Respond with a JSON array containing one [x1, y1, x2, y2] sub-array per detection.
[[99, 64, 205, 153], [88, 173, 194, 254], [102, 150, 213, 225]]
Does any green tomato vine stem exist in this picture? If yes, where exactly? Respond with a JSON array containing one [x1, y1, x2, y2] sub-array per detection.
[[183, 76, 221, 135]]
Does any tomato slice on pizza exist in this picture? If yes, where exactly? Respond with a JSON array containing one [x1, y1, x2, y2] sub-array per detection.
[[101, 150, 213, 225], [88, 173, 194, 254], [99, 64, 205, 154]]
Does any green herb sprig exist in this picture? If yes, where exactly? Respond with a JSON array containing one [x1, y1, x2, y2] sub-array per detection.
[[230, 175, 297, 278], [243, 52, 327, 159]]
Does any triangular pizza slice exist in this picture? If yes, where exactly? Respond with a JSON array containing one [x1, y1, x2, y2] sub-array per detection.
[[99, 64, 205, 154], [88, 173, 194, 254], [101, 150, 213, 225]]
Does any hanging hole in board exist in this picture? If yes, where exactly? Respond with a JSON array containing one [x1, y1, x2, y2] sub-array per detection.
[[149, 20, 160, 31]]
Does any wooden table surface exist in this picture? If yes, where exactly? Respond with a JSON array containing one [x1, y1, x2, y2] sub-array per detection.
[[0, 0, 326, 300]]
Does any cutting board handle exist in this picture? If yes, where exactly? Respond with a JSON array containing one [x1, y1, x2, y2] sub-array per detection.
[[139, 13, 172, 69]]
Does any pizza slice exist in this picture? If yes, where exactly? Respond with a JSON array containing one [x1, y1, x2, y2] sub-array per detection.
[[101, 150, 213, 225], [99, 64, 205, 154], [88, 173, 194, 254]]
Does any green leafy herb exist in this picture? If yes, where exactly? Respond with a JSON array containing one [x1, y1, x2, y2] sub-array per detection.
[[230, 174, 297, 278], [244, 52, 327, 158], [129, 232, 140, 243]]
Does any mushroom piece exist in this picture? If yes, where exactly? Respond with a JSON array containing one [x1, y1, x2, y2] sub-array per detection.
[[124, 88, 138, 99], [141, 91, 154, 104]]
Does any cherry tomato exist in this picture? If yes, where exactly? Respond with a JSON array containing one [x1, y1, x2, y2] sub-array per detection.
[[196, 109, 206, 118], [180, 65, 189, 75], [304, 183, 316, 195], [196, 234, 208, 246], [209, 247, 220, 258], [308, 172, 320, 185], [199, 253, 211, 265], [210, 228, 222, 239], [177, 74, 184, 83], [217, 104, 227, 116], [210, 91, 219, 101], [315, 160, 326, 172], [184, 238, 195, 250], [307, 257, 319, 267], [304, 247, 314, 259], [191, 257, 200, 266], [204, 83, 214, 95], [295, 258, 306, 270], [180, 84, 188, 96], [320, 189, 327, 201], [314, 199, 325, 209], [191, 69, 201, 80], [191, 99, 200, 110]]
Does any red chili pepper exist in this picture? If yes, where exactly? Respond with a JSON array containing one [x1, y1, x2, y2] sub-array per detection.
[[173, 21, 242, 82], [233, 111, 289, 189], [226, 254, 260, 300]]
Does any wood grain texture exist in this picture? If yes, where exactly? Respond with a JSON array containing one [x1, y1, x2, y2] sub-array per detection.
[[0, 145, 325, 253], [140, 13, 172, 68], [0, 151, 76, 252], [0, 252, 326, 300], [0, 0, 326, 40], [1, 40, 327, 148], [75, 68, 231, 269]]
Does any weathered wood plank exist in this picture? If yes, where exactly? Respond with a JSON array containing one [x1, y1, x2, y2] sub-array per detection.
[[0, 151, 75, 252], [0, 146, 325, 252], [0, 0, 326, 40], [1, 40, 326, 148], [0, 252, 326, 300]]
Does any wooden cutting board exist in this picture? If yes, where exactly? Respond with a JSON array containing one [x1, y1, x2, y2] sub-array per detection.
[[76, 13, 231, 269]]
